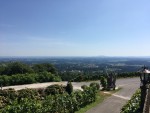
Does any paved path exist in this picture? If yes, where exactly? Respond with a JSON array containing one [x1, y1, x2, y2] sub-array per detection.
[[2, 81, 98, 91], [86, 78, 140, 113]]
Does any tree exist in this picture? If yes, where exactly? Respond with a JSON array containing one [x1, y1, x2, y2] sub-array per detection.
[[32, 63, 57, 74], [1, 62, 33, 75]]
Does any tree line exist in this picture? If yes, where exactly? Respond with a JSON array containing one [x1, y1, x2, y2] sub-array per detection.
[[0, 62, 140, 87], [0, 62, 57, 76], [59, 71, 140, 82], [0, 62, 60, 86]]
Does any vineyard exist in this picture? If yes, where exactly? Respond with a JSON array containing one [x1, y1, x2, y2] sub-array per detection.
[[0, 82, 99, 113]]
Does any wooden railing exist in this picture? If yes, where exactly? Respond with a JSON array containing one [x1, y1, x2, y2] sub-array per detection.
[[143, 84, 150, 113]]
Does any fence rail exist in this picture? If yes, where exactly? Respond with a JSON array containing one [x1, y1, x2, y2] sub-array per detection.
[[143, 84, 150, 113]]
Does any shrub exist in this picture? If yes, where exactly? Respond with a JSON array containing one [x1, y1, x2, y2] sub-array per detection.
[[36, 88, 45, 97], [18, 88, 39, 100], [66, 82, 73, 94], [0, 72, 61, 86], [81, 85, 88, 90], [121, 89, 141, 113], [0, 88, 18, 100], [100, 77, 107, 90], [0, 98, 42, 113], [0, 86, 98, 113], [45, 84, 65, 95], [0, 96, 10, 109], [90, 82, 100, 91]]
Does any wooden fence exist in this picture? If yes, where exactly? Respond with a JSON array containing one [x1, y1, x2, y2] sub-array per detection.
[[143, 84, 150, 113]]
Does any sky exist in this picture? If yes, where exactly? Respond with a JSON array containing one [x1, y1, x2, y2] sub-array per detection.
[[0, 0, 150, 57]]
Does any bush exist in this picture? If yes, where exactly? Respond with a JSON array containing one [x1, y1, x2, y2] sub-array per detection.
[[36, 88, 45, 97], [45, 84, 65, 95], [121, 89, 141, 113], [1, 98, 42, 113], [0, 86, 98, 113], [81, 85, 88, 90], [43, 86, 97, 113], [0, 88, 18, 100], [90, 82, 100, 91], [100, 77, 107, 90], [0, 96, 9, 109], [18, 88, 39, 100], [0, 76, 11, 86], [66, 82, 73, 94], [0, 72, 61, 86]]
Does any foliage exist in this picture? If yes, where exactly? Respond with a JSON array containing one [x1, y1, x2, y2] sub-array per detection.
[[18, 88, 39, 100], [0, 85, 98, 113], [59, 71, 82, 81], [0, 62, 58, 76], [121, 89, 141, 113], [0, 72, 61, 86], [71, 75, 102, 82], [90, 82, 100, 91], [0, 62, 33, 75], [32, 63, 57, 74], [0, 61, 140, 84], [35, 72, 61, 82], [1, 98, 42, 113], [60, 71, 139, 82], [42, 86, 97, 113], [0, 88, 18, 100], [118, 72, 140, 78], [81, 85, 88, 90], [45, 84, 65, 95], [0, 96, 10, 109], [42, 93, 78, 113], [66, 81, 73, 94], [0, 62, 61, 86], [100, 77, 107, 90]]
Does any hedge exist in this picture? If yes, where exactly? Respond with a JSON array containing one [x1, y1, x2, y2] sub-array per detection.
[[0, 72, 61, 86], [0, 84, 98, 113], [121, 89, 141, 113]]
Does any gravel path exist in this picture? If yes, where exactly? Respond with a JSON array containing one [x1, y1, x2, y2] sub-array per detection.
[[86, 78, 140, 113]]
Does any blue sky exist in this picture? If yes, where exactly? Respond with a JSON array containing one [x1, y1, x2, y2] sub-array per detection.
[[0, 0, 150, 56]]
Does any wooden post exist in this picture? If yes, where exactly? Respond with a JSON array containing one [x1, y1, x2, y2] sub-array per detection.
[[140, 84, 146, 112]]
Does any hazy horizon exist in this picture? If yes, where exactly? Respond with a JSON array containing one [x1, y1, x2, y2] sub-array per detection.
[[0, 0, 150, 56], [1, 55, 150, 58]]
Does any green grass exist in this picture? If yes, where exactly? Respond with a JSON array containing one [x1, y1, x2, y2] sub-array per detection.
[[75, 88, 122, 113]]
